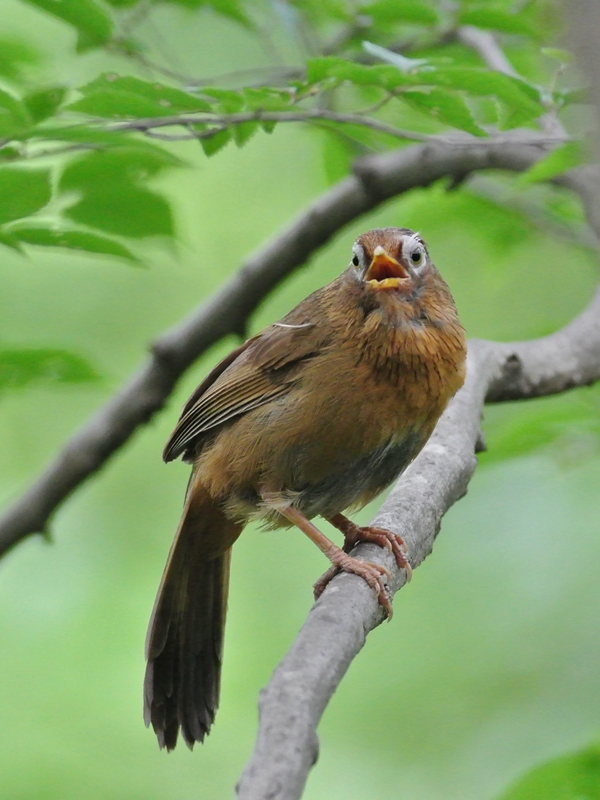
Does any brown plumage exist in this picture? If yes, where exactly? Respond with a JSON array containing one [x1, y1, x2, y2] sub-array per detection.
[[144, 227, 466, 750]]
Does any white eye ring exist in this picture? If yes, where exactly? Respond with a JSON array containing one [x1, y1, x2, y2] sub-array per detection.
[[351, 244, 364, 268], [404, 236, 426, 269]]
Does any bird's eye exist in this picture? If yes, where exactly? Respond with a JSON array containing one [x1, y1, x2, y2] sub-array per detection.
[[352, 255, 359, 267], [410, 249, 423, 267]]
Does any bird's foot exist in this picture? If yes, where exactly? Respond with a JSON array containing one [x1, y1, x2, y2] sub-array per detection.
[[313, 552, 393, 618], [277, 505, 395, 617], [328, 513, 412, 581]]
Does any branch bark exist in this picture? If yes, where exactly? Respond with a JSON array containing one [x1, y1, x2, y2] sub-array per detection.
[[116, 109, 430, 143], [0, 134, 560, 558]]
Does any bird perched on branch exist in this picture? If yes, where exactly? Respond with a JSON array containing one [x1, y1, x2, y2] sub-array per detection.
[[144, 227, 466, 750]]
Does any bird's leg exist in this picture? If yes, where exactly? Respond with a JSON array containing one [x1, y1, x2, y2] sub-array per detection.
[[279, 505, 393, 617], [327, 513, 412, 581]]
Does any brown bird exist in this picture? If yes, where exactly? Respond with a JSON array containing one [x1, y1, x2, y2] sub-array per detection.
[[144, 227, 466, 750]]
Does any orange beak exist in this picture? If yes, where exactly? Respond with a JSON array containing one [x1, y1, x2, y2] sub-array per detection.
[[365, 246, 410, 290]]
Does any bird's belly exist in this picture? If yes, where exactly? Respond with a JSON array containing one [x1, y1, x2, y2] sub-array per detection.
[[291, 430, 424, 520], [198, 348, 443, 525]]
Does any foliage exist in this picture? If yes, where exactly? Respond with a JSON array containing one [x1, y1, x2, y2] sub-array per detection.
[[0, 347, 98, 389], [0, 0, 575, 271], [497, 745, 600, 800]]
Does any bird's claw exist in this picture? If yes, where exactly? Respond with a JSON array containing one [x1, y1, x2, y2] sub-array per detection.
[[342, 524, 412, 582], [313, 551, 394, 618]]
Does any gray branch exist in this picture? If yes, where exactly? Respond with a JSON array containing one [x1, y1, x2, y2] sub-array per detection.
[[0, 134, 560, 558], [457, 25, 520, 77]]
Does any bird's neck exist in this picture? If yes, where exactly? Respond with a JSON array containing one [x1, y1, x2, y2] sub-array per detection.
[[331, 280, 466, 402]]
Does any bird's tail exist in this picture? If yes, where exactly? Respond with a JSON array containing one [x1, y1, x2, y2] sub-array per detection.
[[143, 484, 242, 750]]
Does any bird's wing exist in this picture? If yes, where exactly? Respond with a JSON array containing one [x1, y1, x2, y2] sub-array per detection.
[[163, 317, 330, 462]]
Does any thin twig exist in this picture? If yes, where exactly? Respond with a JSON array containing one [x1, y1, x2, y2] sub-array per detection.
[[456, 25, 520, 77], [1, 143, 103, 163], [108, 110, 570, 148], [115, 109, 432, 143]]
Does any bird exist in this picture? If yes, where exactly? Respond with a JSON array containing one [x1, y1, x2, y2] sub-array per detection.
[[144, 227, 466, 751]]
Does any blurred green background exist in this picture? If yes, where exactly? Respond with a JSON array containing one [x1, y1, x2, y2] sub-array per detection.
[[1, 1, 599, 798]]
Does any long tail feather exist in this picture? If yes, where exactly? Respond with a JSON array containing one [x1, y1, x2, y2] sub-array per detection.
[[144, 487, 241, 750]]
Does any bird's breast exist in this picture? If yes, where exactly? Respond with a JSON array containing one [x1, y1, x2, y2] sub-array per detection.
[[197, 298, 465, 525]]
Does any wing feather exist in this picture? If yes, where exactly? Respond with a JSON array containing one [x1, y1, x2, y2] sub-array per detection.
[[163, 317, 330, 462]]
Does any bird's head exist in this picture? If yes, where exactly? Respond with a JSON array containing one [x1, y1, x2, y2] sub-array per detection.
[[350, 227, 431, 294]]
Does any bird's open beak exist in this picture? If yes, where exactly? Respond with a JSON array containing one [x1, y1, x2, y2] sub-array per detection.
[[365, 246, 410, 290]]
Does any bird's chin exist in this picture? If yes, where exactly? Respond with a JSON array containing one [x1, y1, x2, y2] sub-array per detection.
[[366, 277, 412, 292]]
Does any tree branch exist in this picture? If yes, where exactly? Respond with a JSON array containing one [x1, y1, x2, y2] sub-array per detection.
[[236, 222, 600, 800], [113, 109, 431, 143], [0, 134, 574, 558], [456, 26, 520, 77]]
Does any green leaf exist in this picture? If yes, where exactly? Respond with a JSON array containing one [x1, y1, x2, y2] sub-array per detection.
[[69, 88, 180, 118], [0, 229, 23, 252], [23, 87, 67, 123], [321, 130, 359, 185], [519, 142, 584, 184], [11, 227, 141, 263], [0, 168, 51, 224], [31, 125, 178, 151], [496, 744, 600, 800], [232, 120, 259, 146], [0, 146, 22, 163], [284, 0, 349, 24], [259, 119, 277, 134], [360, 0, 439, 25], [306, 57, 405, 89], [401, 87, 486, 135], [161, 0, 252, 28], [69, 74, 212, 118], [0, 38, 40, 81], [457, 8, 536, 37], [425, 68, 543, 127], [0, 89, 31, 138], [541, 47, 574, 64], [242, 87, 293, 111], [306, 59, 543, 128], [60, 145, 181, 192], [200, 128, 231, 156], [205, 0, 252, 27], [0, 348, 99, 391], [21, 0, 113, 50], [317, 119, 399, 152], [79, 74, 214, 110], [65, 186, 173, 238], [200, 88, 245, 112]]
